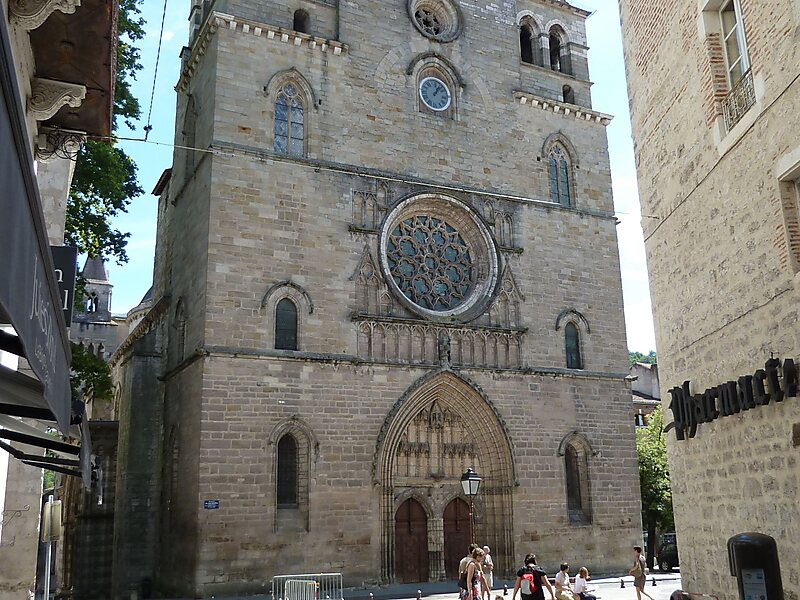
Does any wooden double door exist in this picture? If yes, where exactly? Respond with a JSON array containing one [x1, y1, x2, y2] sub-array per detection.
[[394, 497, 470, 583]]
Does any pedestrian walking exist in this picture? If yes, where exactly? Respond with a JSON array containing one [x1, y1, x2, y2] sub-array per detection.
[[512, 553, 555, 600], [466, 547, 487, 600], [459, 544, 479, 600], [629, 546, 654, 600]]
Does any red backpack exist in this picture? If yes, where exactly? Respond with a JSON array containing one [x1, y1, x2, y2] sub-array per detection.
[[521, 569, 539, 595]]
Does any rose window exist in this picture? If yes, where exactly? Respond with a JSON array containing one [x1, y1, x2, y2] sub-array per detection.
[[379, 195, 500, 322], [414, 8, 443, 36], [407, 0, 462, 42], [386, 216, 473, 311]]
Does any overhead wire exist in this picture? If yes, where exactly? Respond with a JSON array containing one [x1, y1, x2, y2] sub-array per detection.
[[143, 0, 170, 141]]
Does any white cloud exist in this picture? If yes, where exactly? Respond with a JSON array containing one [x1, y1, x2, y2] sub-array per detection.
[[163, 31, 175, 42]]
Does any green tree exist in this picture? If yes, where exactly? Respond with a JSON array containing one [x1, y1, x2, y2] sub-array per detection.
[[629, 350, 657, 367], [69, 342, 113, 402], [65, 0, 145, 264], [636, 405, 674, 568]]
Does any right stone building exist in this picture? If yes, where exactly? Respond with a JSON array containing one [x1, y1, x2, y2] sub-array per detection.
[[617, 0, 800, 597]]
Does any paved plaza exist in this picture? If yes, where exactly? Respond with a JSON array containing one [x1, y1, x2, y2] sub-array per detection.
[[169, 573, 684, 600]]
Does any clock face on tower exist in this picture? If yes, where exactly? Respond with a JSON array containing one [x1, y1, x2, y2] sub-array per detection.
[[419, 76, 452, 111]]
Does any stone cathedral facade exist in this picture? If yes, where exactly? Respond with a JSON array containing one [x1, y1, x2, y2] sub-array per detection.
[[111, 1, 640, 597]]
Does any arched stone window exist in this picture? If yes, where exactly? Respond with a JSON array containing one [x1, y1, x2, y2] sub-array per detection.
[[261, 280, 313, 350], [548, 143, 573, 206], [562, 84, 575, 104], [274, 82, 305, 157], [86, 292, 98, 313], [277, 434, 299, 507], [174, 299, 187, 363], [520, 24, 536, 65], [275, 298, 298, 351], [270, 419, 317, 532], [548, 25, 571, 75], [293, 9, 310, 33], [565, 445, 588, 522], [560, 434, 592, 524], [565, 321, 582, 369], [182, 94, 198, 175]]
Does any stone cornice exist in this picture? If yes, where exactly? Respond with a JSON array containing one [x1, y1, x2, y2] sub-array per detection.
[[177, 11, 348, 93], [351, 312, 528, 335], [534, 0, 592, 18], [109, 295, 170, 366], [512, 90, 612, 126], [209, 140, 619, 221], [10, 0, 81, 31], [199, 345, 630, 380]]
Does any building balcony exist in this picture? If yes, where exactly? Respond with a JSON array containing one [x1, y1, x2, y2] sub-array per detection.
[[722, 69, 755, 132]]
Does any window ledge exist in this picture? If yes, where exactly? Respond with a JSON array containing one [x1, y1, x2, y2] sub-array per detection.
[[519, 61, 590, 85], [513, 90, 612, 126]]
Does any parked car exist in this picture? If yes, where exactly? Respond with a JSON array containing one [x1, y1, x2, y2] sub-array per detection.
[[661, 532, 677, 546], [657, 543, 679, 572]]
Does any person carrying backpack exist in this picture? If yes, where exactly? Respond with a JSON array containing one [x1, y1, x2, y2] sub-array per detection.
[[513, 554, 555, 600]]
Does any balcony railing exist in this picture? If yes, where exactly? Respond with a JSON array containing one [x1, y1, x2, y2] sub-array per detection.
[[722, 69, 755, 131]]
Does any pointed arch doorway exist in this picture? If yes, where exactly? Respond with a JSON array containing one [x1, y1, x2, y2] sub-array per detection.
[[376, 371, 515, 583], [395, 498, 430, 583], [444, 498, 471, 579]]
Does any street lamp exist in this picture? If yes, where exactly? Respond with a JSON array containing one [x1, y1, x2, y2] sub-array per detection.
[[460, 468, 482, 543]]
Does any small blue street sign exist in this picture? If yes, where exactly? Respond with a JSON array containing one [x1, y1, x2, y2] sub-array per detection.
[[203, 500, 220, 509]]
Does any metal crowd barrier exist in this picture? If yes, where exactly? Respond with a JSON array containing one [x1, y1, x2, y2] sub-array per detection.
[[272, 573, 344, 600]]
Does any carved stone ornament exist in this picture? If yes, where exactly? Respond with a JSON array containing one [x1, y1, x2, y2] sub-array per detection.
[[11, 0, 81, 31], [35, 127, 86, 162], [28, 78, 86, 122]]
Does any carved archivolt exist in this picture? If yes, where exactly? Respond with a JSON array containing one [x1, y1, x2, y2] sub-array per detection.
[[11, 0, 81, 31], [28, 78, 86, 121], [374, 370, 516, 582]]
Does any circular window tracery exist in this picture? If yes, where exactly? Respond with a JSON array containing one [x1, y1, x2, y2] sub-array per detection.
[[415, 7, 442, 36], [379, 195, 500, 323], [408, 0, 462, 42], [387, 216, 473, 311]]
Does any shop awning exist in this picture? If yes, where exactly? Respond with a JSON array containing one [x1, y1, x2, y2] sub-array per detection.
[[0, 13, 72, 434]]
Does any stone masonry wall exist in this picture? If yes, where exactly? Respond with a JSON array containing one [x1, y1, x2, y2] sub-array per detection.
[[141, 0, 642, 595], [618, 0, 800, 598], [191, 358, 639, 596]]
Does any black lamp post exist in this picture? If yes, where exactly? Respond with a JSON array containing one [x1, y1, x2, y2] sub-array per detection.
[[460, 468, 482, 543]]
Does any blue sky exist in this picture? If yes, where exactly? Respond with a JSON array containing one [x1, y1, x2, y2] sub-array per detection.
[[109, 0, 656, 352]]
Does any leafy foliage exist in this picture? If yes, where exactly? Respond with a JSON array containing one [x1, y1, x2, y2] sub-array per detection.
[[636, 405, 674, 567], [65, 140, 142, 262], [114, 0, 146, 129], [64, 0, 145, 264], [43, 468, 55, 491], [629, 350, 657, 367], [69, 342, 113, 402]]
